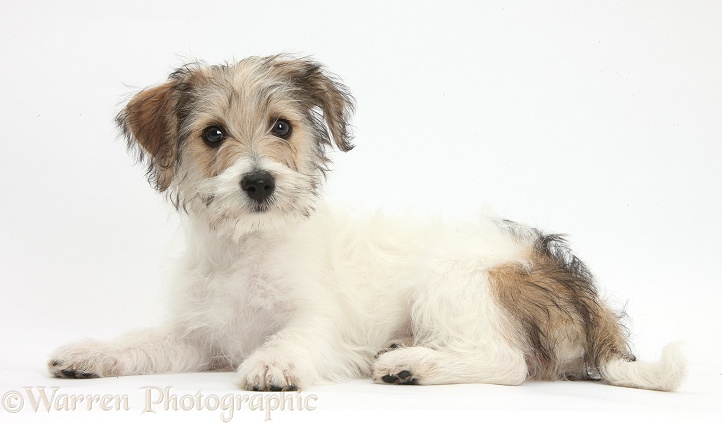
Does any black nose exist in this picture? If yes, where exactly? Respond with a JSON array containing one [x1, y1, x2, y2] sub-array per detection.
[[241, 171, 275, 203]]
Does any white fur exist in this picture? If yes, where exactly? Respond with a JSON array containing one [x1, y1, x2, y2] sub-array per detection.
[[50, 202, 536, 388]]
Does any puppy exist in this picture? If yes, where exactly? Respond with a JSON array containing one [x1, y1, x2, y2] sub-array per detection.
[[48, 55, 685, 391]]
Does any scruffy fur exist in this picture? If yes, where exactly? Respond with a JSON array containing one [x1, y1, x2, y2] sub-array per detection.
[[48, 55, 685, 392]]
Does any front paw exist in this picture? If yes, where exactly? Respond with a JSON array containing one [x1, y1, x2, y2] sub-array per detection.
[[48, 340, 122, 378], [235, 351, 300, 391]]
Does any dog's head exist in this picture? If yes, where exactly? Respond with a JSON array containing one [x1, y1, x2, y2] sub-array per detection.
[[117, 55, 354, 238]]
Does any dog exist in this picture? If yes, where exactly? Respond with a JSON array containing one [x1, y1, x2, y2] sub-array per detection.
[[48, 55, 685, 392]]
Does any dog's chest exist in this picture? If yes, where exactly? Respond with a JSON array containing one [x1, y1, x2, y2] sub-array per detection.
[[179, 238, 295, 356]]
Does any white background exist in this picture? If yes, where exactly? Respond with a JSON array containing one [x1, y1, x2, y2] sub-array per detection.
[[0, 0, 720, 423]]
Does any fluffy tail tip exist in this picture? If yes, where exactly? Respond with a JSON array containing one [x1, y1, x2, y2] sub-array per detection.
[[601, 342, 686, 392]]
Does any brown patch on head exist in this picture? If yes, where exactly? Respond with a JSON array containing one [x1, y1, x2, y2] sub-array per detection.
[[116, 65, 208, 192], [170, 56, 354, 181], [117, 81, 180, 191], [175, 87, 317, 181], [489, 233, 632, 381], [268, 57, 355, 152]]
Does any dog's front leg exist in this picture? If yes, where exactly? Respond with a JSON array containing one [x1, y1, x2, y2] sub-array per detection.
[[48, 326, 210, 378], [235, 316, 344, 391]]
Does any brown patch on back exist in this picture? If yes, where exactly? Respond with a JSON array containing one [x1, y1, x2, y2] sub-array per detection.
[[489, 234, 632, 381]]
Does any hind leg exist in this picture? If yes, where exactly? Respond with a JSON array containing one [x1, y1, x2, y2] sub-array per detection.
[[373, 265, 529, 386], [372, 345, 527, 386]]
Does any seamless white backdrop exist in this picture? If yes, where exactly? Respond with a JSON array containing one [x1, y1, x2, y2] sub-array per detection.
[[0, 1, 720, 423]]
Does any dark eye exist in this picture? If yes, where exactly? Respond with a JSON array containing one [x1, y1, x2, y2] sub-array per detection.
[[271, 119, 292, 139], [202, 126, 226, 147]]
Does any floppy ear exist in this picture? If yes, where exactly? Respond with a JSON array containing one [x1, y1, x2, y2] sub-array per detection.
[[274, 58, 355, 151], [116, 80, 181, 191]]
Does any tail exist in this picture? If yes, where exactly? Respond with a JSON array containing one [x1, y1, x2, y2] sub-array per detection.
[[599, 343, 686, 391]]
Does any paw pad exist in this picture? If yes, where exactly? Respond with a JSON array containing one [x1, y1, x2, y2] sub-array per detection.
[[380, 369, 418, 385], [48, 358, 101, 379], [265, 384, 298, 392], [59, 369, 98, 379]]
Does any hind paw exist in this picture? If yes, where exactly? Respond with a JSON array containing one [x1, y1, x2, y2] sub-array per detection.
[[373, 347, 433, 385], [379, 369, 418, 385]]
